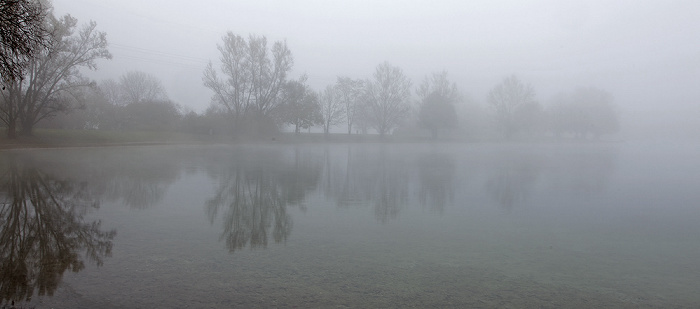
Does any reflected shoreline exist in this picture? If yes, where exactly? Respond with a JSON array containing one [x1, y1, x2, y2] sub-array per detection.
[[0, 143, 620, 306], [0, 155, 116, 305]]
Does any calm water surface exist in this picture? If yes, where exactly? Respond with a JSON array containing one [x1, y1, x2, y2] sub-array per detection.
[[1, 143, 699, 308]]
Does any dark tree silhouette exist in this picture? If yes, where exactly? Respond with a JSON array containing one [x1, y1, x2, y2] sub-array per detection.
[[0, 156, 116, 305], [0, 14, 110, 138], [0, 0, 49, 83]]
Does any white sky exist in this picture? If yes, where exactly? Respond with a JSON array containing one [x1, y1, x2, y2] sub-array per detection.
[[51, 0, 700, 135]]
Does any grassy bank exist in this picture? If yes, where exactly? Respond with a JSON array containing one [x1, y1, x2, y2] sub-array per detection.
[[1, 128, 609, 150], [0, 129, 435, 150], [0, 129, 218, 150]]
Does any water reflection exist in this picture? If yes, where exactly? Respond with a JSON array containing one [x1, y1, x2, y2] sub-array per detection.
[[0, 144, 619, 271], [416, 153, 455, 213], [0, 156, 116, 305], [484, 148, 618, 209], [485, 153, 542, 210], [546, 150, 617, 198], [204, 147, 322, 253], [319, 145, 617, 217], [322, 147, 410, 222], [97, 148, 182, 209]]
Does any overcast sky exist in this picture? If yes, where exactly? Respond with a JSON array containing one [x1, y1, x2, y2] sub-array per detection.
[[50, 0, 700, 135]]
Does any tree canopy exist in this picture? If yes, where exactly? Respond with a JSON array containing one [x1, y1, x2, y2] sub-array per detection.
[[0, 0, 49, 83], [0, 13, 111, 138], [362, 62, 412, 136], [203, 33, 293, 136], [487, 75, 537, 139]]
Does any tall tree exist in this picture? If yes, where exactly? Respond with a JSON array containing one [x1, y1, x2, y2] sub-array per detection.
[[335, 76, 363, 134], [416, 71, 461, 103], [0, 14, 110, 138], [0, 0, 50, 83], [418, 92, 458, 139], [119, 70, 167, 104], [417, 71, 461, 139], [203, 33, 293, 135], [487, 75, 536, 139], [363, 62, 412, 136], [318, 84, 344, 135]]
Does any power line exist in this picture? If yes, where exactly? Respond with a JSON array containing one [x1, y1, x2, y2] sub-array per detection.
[[106, 41, 220, 71], [114, 54, 205, 71], [111, 43, 210, 64]]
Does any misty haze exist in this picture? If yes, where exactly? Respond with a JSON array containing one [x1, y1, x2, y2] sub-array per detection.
[[1, 0, 700, 308]]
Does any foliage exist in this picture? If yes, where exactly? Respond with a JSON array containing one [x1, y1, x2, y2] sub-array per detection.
[[417, 71, 461, 139], [279, 76, 321, 134], [36, 71, 180, 132], [418, 92, 458, 139]]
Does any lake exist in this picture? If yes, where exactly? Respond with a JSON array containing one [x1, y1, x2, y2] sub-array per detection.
[[2, 142, 699, 308]]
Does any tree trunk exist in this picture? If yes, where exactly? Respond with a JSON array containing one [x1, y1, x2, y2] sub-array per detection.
[[20, 121, 34, 136], [6, 118, 17, 139]]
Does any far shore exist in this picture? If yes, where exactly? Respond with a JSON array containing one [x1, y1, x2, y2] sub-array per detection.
[[1, 129, 621, 151]]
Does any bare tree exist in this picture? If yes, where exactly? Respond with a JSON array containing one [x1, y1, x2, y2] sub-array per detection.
[[319, 84, 344, 135], [335, 76, 363, 134], [416, 71, 461, 103], [203, 33, 293, 135], [487, 75, 536, 139], [119, 71, 167, 104], [363, 62, 412, 136], [98, 78, 122, 106], [0, 14, 111, 138], [548, 87, 619, 139], [0, 0, 50, 83]]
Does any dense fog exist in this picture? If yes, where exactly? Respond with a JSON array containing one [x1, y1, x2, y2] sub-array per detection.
[[3, 1, 700, 308], [2, 0, 692, 141]]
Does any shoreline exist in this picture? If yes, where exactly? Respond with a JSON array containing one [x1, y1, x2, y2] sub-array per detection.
[[0, 129, 623, 151]]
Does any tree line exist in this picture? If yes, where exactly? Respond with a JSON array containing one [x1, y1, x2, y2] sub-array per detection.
[[1, 2, 619, 141]]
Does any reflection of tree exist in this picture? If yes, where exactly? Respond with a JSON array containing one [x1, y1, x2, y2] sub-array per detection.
[[547, 149, 617, 198], [485, 154, 541, 210], [333, 147, 363, 207], [100, 149, 182, 209], [0, 157, 116, 305], [205, 148, 321, 253], [416, 153, 455, 212], [28, 147, 185, 210], [483, 148, 617, 209], [326, 146, 410, 223], [371, 155, 409, 223]]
